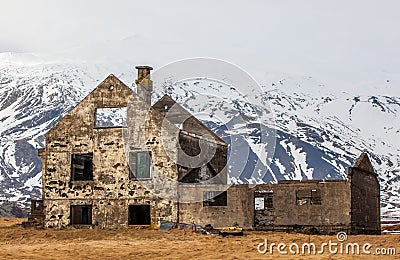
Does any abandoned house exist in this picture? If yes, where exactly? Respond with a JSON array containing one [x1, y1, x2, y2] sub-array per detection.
[[29, 66, 381, 235]]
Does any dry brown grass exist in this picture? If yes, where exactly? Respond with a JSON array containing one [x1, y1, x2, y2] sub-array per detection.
[[0, 218, 399, 259], [383, 223, 400, 231]]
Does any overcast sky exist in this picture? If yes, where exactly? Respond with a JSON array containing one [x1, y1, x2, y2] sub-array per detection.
[[1, 0, 400, 93]]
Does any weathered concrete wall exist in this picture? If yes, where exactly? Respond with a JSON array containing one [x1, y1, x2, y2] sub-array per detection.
[[180, 181, 352, 233], [179, 155, 379, 235], [41, 75, 178, 228], [179, 185, 255, 229], [349, 153, 381, 234], [271, 180, 351, 231]]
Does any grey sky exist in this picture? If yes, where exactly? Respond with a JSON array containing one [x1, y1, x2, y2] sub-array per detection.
[[1, 0, 400, 92]]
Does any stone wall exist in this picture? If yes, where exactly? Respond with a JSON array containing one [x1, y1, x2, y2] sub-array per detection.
[[41, 75, 179, 228]]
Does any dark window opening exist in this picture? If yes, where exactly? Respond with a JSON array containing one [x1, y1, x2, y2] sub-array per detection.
[[129, 151, 151, 179], [203, 191, 227, 206], [71, 153, 93, 181], [265, 193, 273, 209], [95, 107, 127, 127], [128, 205, 151, 225], [311, 189, 322, 205], [31, 199, 44, 214], [296, 189, 322, 205], [70, 205, 92, 225]]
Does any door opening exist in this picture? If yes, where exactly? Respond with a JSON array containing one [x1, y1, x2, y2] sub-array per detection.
[[128, 204, 151, 225]]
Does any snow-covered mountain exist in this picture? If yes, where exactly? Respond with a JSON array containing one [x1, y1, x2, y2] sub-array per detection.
[[0, 53, 399, 218]]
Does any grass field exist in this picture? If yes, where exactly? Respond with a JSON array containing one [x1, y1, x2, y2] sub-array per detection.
[[0, 218, 399, 259]]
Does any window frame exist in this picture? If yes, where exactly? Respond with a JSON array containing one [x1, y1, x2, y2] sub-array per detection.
[[70, 153, 93, 181], [296, 189, 322, 206], [94, 107, 127, 128], [70, 205, 92, 225], [254, 191, 273, 210], [129, 151, 152, 180]]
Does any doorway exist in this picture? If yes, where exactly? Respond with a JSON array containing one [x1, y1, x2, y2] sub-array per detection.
[[128, 204, 151, 225], [254, 191, 274, 230]]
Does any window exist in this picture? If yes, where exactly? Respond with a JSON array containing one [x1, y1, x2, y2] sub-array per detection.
[[70, 205, 92, 225], [203, 191, 227, 206], [129, 151, 151, 179], [254, 192, 273, 210], [310, 189, 322, 205], [95, 107, 127, 127], [128, 205, 151, 225], [296, 189, 322, 205], [71, 153, 93, 181]]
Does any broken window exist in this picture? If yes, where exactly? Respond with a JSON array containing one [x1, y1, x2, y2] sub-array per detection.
[[95, 107, 127, 127], [128, 205, 151, 225], [296, 189, 322, 205], [255, 191, 273, 210], [203, 191, 227, 206], [310, 189, 322, 205], [70, 205, 92, 225], [71, 153, 93, 181], [129, 151, 151, 179]]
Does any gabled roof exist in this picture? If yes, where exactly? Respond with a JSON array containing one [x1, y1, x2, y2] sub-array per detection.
[[152, 95, 227, 146], [44, 75, 226, 148], [45, 74, 134, 137], [353, 152, 375, 173]]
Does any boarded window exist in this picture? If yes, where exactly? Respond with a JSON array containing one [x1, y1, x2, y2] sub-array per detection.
[[95, 107, 127, 127], [296, 189, 322, 205], [255, 197, 264, 210], [203, 191, 227, 206], [129, 151, 151, 179], [70, 205, 92, 225], [128, 205, 151, 225], [71, 153, 93, 181]]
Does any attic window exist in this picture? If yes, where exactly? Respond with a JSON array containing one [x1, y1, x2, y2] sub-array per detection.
[[109, 85, 114, 91], [203, 191, 227, 206], [174, 123, 183, 129], [95, 107, 127, 127]]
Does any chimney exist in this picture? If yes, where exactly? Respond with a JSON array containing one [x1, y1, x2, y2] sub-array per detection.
[[135, 66, 153, 105]]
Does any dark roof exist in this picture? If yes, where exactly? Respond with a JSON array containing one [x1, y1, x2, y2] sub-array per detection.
[[152, 95, 227, 146]]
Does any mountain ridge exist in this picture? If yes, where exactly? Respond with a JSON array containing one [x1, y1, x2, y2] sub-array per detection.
[[0, 56, 399, 218]]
